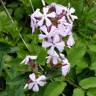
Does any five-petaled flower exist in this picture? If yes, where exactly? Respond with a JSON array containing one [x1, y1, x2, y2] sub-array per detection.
[[24, 73, 46, 92]]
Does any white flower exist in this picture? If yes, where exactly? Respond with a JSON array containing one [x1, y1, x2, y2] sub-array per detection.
[[24, 73, 46, 92], [61, 58, 70, 76], [42, 38, 65, 55], [21, 55, 37, 64], [37, 7, 56, 27], [46, 51, 61, 65], [67, 35, 75, 48]]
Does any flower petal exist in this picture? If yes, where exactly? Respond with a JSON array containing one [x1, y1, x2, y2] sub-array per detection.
[[29, 73, 36, 81], [45, 18, 52, 27], [71, 15, 78, 21], [69, 7, 75, 14], [55, 41, 65, 52], [47, 12, 56, 18], [42, 41, 52, 48], [37, 75, 46, 81], [53, 34, 61, 43], [48, 46, 55, 55], [37, 18, 44, 27], [40, 25, 48, 34], [39, 34, 46, 39], [32, 9, 42, 18], [67, 35, 75, 48], [62, 63, 70, 76], [53, 56, 58, 64], [33, 83, 39, 92], [28, 83, 34, 89], [43, 7, 49, 15], [37, 81, 46, 86]]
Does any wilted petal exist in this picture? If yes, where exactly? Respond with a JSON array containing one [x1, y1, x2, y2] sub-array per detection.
[[29, 73, 36, 81], [33, 83, 39, 92]]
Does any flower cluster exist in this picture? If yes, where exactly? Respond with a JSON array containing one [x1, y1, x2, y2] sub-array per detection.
[[31, 3, 77, 66], [21, 2, 77, 92]]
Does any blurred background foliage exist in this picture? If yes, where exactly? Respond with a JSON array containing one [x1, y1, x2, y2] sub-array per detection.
[[0, 0, 96, 96]]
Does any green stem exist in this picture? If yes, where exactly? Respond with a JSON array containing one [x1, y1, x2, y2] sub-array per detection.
[[64, 78, 85, 91], [29, 0, 34, 12], [0, 0, 14, 23]]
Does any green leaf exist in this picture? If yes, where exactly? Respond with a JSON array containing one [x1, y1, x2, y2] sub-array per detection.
[[43, 81, 66, 96], [36, 48, 47, 65], [89, 44, 96, 52], [0, 41, 11, 52], [14, 7, 25, 20], [87, 88, 96, 96], [89, 52, 96, 70], [0, 11, 20, 39], [79, 77, 96, 89], [66, 41, 88, 71], [0, 52, 4, 74], [73, 88, 84, 96]]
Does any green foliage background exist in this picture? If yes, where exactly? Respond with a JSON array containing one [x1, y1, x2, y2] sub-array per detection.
[[0, 0, 96, 96]]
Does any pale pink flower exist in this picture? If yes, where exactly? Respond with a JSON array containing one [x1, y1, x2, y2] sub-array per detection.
[[42, 38, 65, 55], [24, 73, 46, 92], [37, 7, 56, 27], [39, 25, 56, 39], [30, 9, 43, 33], [46, 51, 61, 65]]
